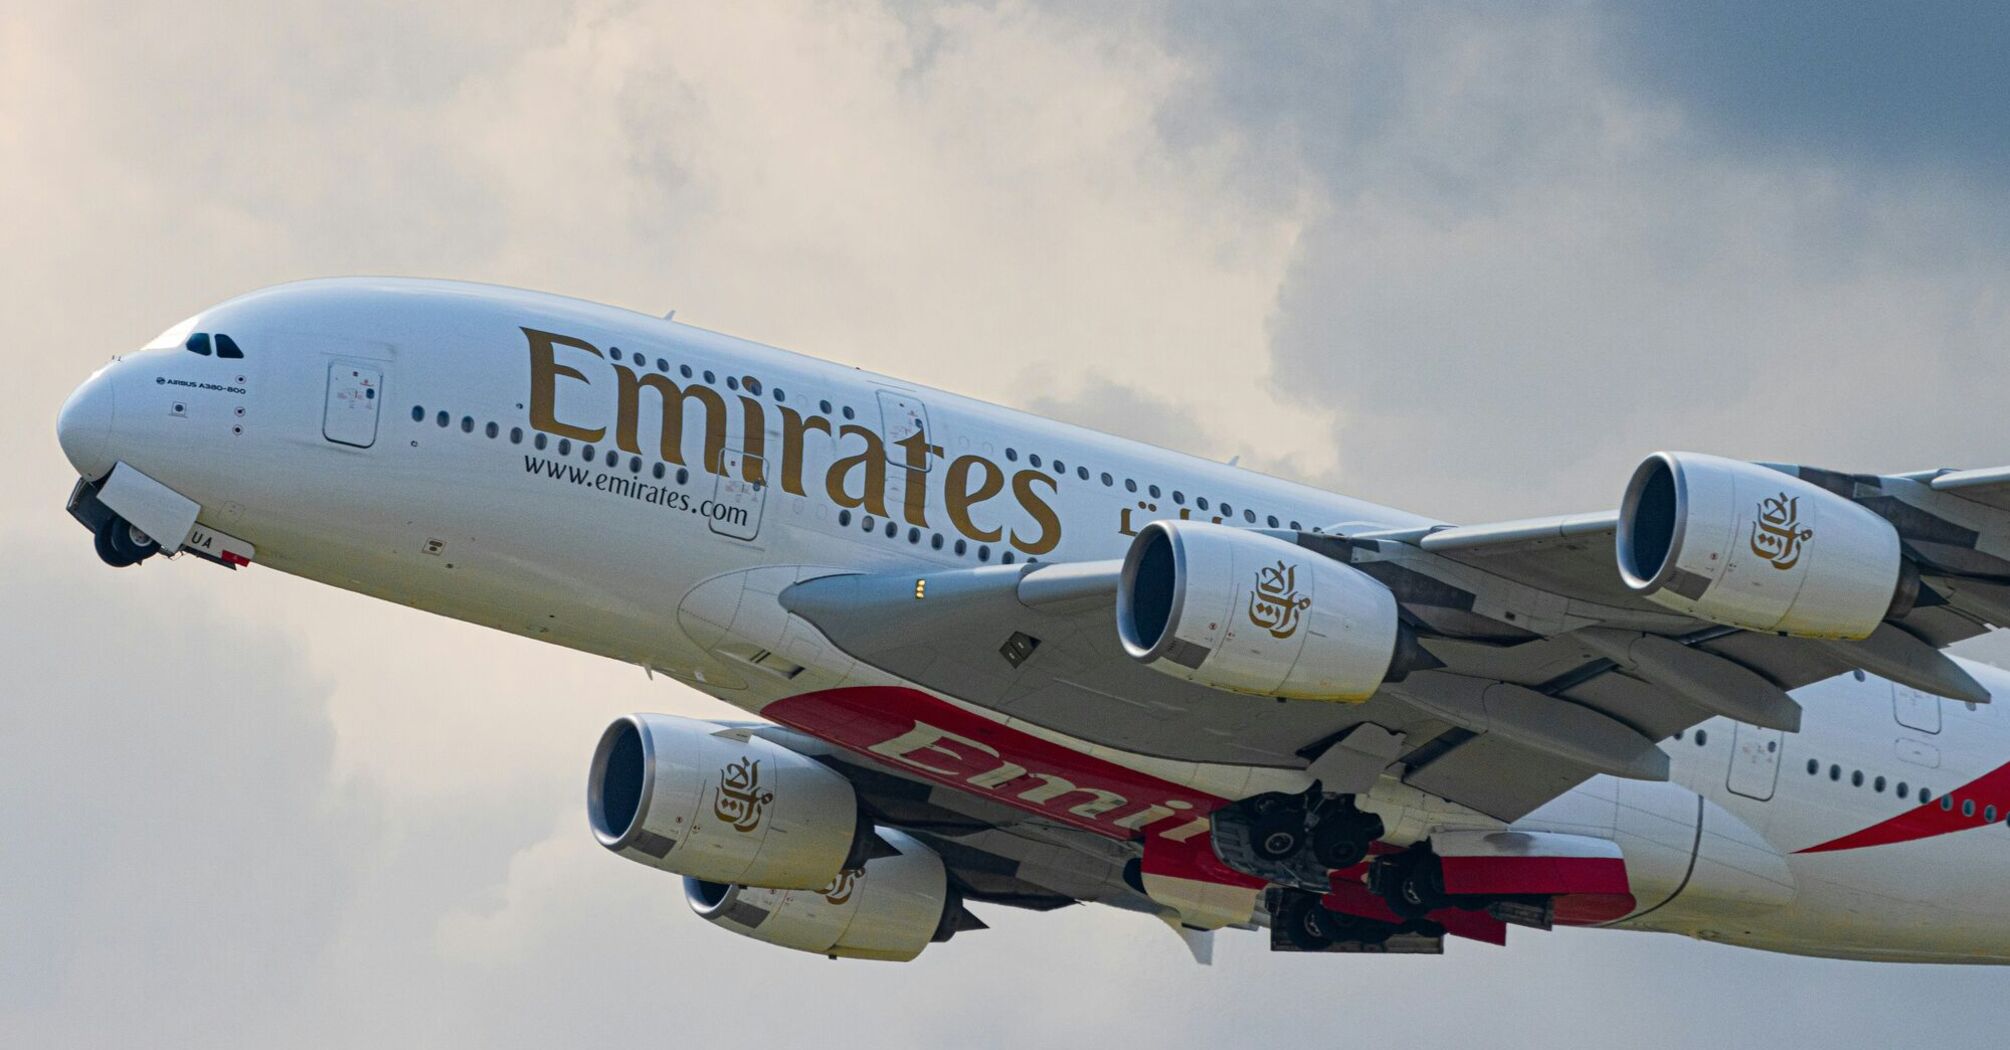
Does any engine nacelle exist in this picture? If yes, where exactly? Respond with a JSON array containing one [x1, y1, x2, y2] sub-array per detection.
[[589, 714, 861, 890], [1616, 452, 1906, 639], [685, 828, 963, 962], [1115, 520, 1402, 701]]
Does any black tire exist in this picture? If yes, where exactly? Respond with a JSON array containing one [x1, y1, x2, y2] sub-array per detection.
[[94, 525, 139, 568], [1386, 854, 1447, 920], [104, 519, 159, 565], [1275, 893, 1335, 952], [1320, 909, 1395, 947], [1249, 808, 1305, 861], [1311, 809, 1385, 870]]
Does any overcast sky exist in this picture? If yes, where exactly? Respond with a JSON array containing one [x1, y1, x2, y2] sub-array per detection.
[[8, 3, 2010, 1047]]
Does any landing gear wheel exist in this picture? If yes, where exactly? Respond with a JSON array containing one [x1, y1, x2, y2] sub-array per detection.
[[94, 524, 140, 567], [1382, 852, 1447, 920], [1274, 892, 1335, 952], [1249, 807, 1307, 861], [95, 517, 158, 567], [1310, 806, 1384, 870], [1321, 909, 1395, 946]]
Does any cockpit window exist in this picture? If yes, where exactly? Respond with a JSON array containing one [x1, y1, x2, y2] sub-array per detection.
[[181, 331, 245, 358]]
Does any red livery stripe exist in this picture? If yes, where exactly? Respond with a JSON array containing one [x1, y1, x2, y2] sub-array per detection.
[[1798, 759, 2010, 854]]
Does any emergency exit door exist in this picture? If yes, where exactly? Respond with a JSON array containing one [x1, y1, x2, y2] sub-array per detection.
[[1894, 684, 1943, 734], [323, 362, 382, 448], [1727, 722, 1784, 801], [877, 390, 932, 467]]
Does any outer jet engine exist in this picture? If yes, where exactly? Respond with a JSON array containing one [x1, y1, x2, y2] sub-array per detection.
[[1616, 452, 1912, 639], [589, 714, 864, 890], [686, 828, 974, 962], [1115, 520, 1406, 701]]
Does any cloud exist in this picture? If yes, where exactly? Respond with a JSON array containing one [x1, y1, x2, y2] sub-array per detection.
[[1161, 4, 2010, 522], [0, 540, 376, 1044], [1611, 1, 2010, 177]]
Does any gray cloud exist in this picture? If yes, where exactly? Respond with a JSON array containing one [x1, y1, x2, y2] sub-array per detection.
[[1612, 1, 2010, 179], [1156, 3, 2010, 521]]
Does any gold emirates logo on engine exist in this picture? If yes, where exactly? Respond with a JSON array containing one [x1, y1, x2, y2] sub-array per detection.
[[1750, 493, 1814, 570], [1247, 561, 1311, 639], [821, 868, 863, 905], [713, 757, 774, 833]]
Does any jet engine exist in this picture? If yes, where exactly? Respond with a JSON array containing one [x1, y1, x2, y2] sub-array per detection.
[[589, 714, 863, 890], [1616, 452, 1910, 639], [685, 828, 973, 962], [1115, 520, 1405, 701]]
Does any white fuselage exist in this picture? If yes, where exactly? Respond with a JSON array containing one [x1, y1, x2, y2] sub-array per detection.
[[62, 278, 2010, 962]]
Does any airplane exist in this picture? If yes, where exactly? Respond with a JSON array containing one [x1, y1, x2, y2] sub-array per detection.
[[52, 277, 2010, 964]]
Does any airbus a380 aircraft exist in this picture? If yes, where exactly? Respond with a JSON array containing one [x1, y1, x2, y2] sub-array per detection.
[[55, 278, 2010, 963]]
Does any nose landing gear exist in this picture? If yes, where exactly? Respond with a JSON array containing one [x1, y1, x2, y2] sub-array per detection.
[[67, 477, 162, 568]]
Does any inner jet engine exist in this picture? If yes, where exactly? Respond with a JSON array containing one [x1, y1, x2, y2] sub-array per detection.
[[1617, 452, 1914, 639], [1115, 520, 1409, 701], [686, 828, 976, 962], [589, 714, 864, 890]]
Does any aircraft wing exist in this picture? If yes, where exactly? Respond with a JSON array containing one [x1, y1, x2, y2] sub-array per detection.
[[781, 455, 2010, 822]]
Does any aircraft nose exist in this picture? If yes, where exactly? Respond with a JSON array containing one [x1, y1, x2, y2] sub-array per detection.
[[57, 367, 117, 480]]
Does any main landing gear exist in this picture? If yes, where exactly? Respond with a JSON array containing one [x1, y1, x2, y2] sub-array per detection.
[[1213, 785, 1386, 889], [1365, 847, 1554, 929], [1270, 889, 1444, 953]]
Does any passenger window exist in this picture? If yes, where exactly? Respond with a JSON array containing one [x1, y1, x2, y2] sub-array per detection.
[[214, 333, 244, 359], [185, 332, 212, 356]]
